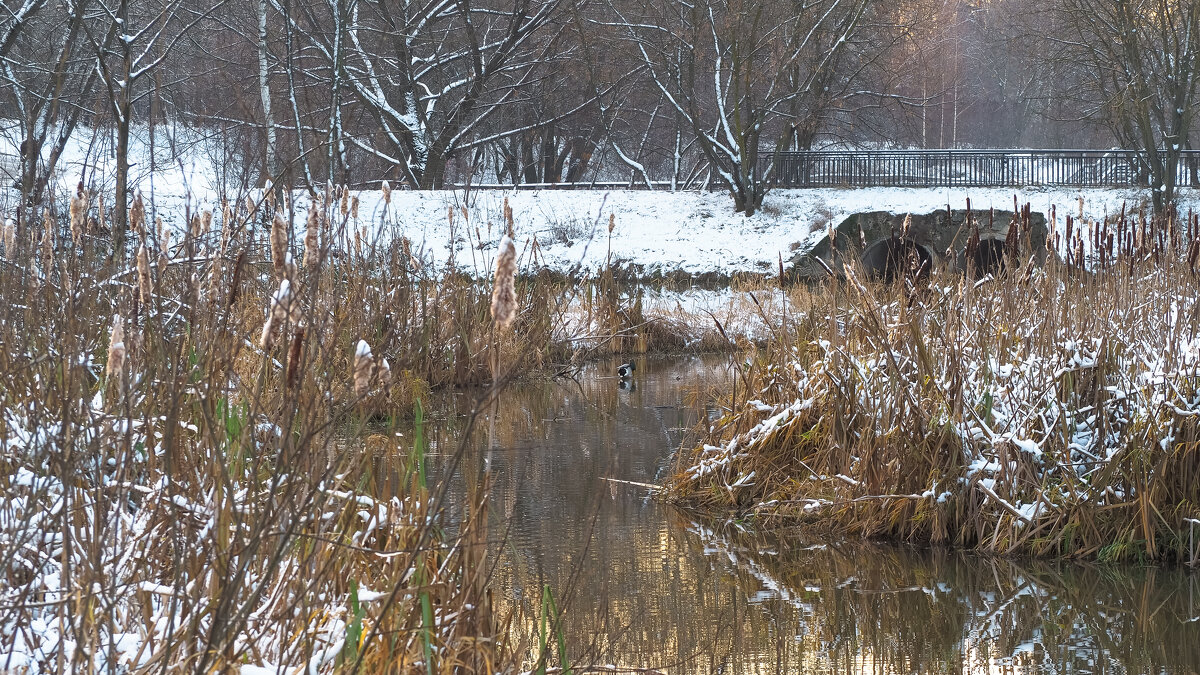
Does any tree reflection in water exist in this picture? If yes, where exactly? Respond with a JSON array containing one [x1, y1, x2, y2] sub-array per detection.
[[409, 355, 1198, 673]]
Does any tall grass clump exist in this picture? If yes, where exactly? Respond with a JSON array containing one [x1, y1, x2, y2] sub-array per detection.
[[670, 204, 1200, 562], [0, 184, 601, 672]]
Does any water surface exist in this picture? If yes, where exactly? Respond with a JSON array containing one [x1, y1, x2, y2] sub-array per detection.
[[424, 356, 1200, 673]]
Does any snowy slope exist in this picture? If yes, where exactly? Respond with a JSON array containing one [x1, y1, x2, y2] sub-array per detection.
[[3, 122, 1193, 276]]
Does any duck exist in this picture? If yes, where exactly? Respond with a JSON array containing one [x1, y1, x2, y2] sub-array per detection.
[[617, 362, 635, 379]]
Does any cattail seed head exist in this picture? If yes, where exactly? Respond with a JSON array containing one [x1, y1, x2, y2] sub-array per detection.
[[106, 314, 126, 385], [608, 213, 615, 234], [260, 278, 295, 350], [491, 235, 518, 331], [351, 196, 359, 220], [286, 326, 305, 389], [70, 184, 86, 246], [271, 212, 288, 281], [130, 192, 146, 238], [96, 193, 106, 233], [3, 218, 15, 258], [381, 180, 392, 205], [159, 229, 171, 273], [137, 244, 153, 305], [340, 187, 349, 218], [354, 339, 374, 398], [304, 206, 321, 270], [41, 211, 54, 268]]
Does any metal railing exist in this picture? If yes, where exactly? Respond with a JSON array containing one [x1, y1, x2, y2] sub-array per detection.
[[771, 149, 1200, 189]]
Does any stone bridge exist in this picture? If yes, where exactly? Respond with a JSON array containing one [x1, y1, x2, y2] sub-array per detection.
[[789, 207, 1048, 282]]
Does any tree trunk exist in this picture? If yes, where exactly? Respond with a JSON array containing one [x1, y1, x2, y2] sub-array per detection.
[[112, 112, 130, 258], [419, 153, 447, 189], [258, 0, 277, 179]]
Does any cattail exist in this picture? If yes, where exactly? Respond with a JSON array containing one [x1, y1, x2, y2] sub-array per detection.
[[503, 198, 514, 239], [158, 229, 171, 273], [351, 196, 359, 220], [304, 205, 321, 269], [189, 213, 201, 240], [354, 340, 374, 398], [125, 327, 143, 377], [285, 325, 305, 389], [69, 184, 86, 246], [130, 192, 146, 238], [271, 212, 288, 281], [340, 187, 349, 218], [901, 214, 912, 238], [608, 213, 615, 234], [41, 210, 54, 269], [491, 235, 518, 331], [202, 210, 213, 238], [381, 180, 392, 206], [264, 180, 276, 212], [3, 218, 15, 258], [244, 194, 256, 216], [260, 279, 297, 350], [137, 243, 152, 305], [379, 357, 392, 386], [105, 314, 126, 385]]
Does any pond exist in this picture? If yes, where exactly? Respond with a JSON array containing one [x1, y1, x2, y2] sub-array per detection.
[[420, 355, 1200, 673]]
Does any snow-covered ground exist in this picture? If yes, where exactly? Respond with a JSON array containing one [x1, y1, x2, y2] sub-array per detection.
[[4, 122, 1194, 276]]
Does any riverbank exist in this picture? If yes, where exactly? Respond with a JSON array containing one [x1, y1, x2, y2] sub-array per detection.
[[667, 210, 1200, 563]]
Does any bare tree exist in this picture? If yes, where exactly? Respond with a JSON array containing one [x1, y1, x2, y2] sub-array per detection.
[[1044, 0, 1200, 213], [273, 0, 581, 188], [85, 0, 227, 254], [0, 0, 109, 224], [611, 0, 871, 216]]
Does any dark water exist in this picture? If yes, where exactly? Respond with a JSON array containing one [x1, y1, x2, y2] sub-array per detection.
[[426, 355, 1200, 674]]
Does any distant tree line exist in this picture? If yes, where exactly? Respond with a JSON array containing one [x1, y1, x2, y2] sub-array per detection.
[[0, 0, 1197, 218]]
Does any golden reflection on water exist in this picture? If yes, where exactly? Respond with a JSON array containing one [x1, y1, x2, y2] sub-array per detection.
[[416, 355, 1200, 674]]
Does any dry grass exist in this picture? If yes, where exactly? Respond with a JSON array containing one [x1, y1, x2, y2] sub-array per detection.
[[670, 206, 1200, 563], [0, 185, 684, 672]]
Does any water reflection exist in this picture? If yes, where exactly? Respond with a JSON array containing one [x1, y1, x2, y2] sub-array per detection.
[[419, 355, 1199, 673]]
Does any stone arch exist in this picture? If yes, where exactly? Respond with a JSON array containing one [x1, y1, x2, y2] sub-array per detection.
[[861, 237, 932, 282], [967, 237, 1008, 276]]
